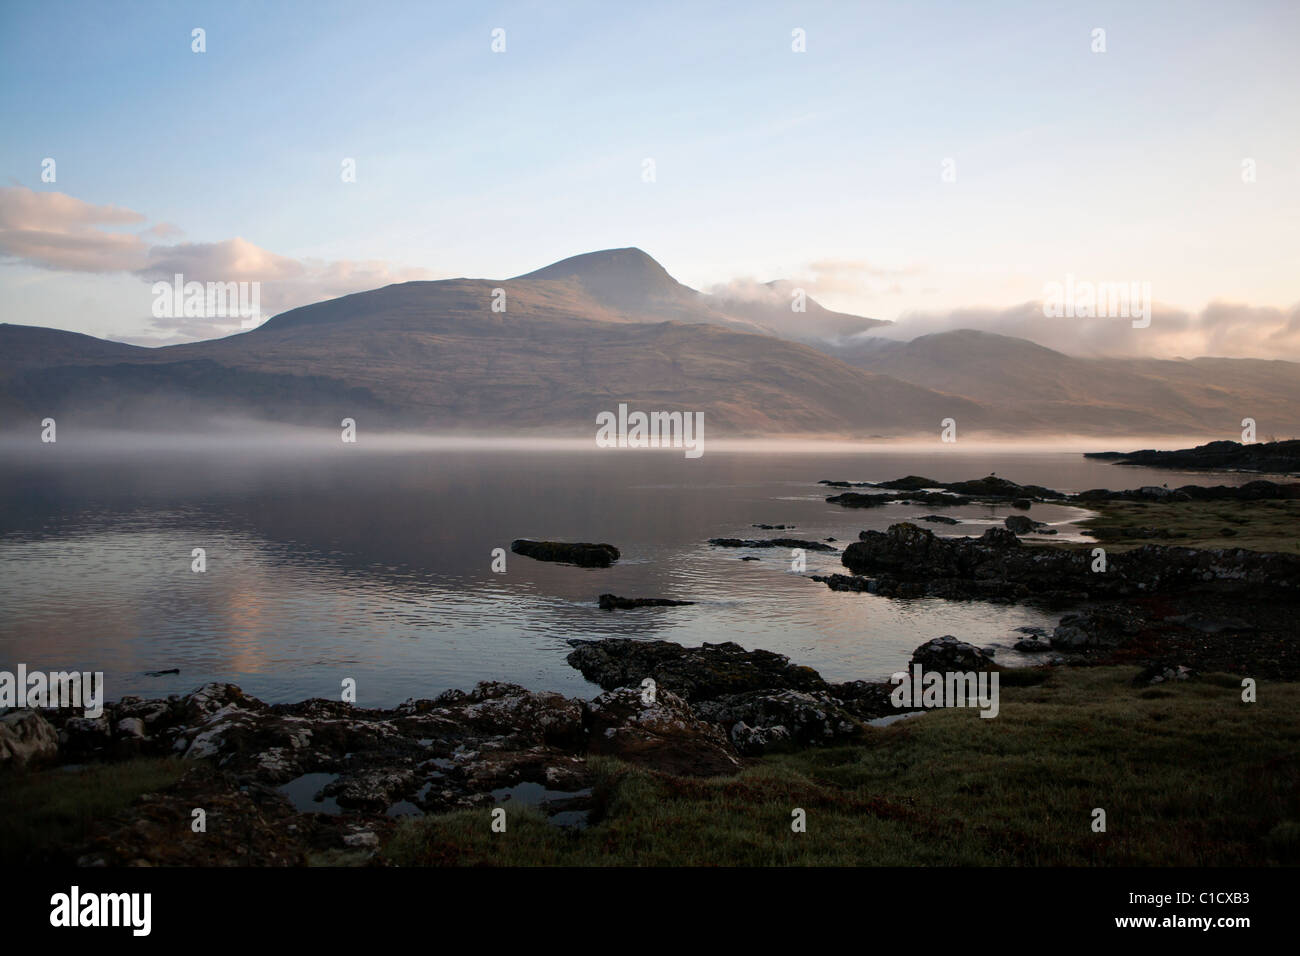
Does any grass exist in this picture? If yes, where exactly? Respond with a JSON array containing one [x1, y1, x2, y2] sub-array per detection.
[[381, 666, 1300, 866], [0, 756, 187, 864], [1073, 498, 1300, 552]]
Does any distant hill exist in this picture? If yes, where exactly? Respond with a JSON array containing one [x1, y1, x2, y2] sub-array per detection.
[[823, 329, 1300, 436]]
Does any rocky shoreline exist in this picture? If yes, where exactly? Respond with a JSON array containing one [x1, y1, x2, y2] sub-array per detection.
[[4, 632, 999, 864], [5, 469, 1297, 865]]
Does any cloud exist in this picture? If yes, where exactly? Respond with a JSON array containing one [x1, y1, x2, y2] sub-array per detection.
[[865, 300, 1300, 361], [141, 221, 184, 239], [0, 186, 148, 272], [708, 259, 922, 308], [0, 188, 432, 343]]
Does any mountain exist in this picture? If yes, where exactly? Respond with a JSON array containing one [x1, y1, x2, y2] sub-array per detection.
[[0, 249, 980, 436], [824, 329, 1300, 436], [4, 252, 1295, 439]]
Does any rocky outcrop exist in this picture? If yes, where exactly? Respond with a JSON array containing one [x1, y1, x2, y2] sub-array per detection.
[[1073, 480, 1300, 502], [566, 638, 901, 754], [823, 475, 1064, 500], [510, 539, 620, 567], [833, 522, 1300, 603]]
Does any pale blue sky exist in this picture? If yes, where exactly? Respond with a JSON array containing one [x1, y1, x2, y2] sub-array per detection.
[[1, 0, 1297, 349]]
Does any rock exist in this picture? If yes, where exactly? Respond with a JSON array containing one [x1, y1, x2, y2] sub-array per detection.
[[1133, 663, 1196, 686], [918, 514, 960, 525], [825, 492, 896, 508], [0, 709, 59, 770], [585, 687, 741, 776], [740, 556, 759, 561], [910, 636, 998, 672], [342, 831, 379, 848], [510, 539, 620, 567], [1005, 515, 1055, 535], [598, 594, 694, 610], [729, 721, 792, 754], [1014, 638, 1051, 652], [1051, 606, 1144, 649], [116, 717, 147, 739], [839, 522, 1300, 604], [810, 573, 873, 592], [752, 524, 794, 530], [708, 537, 836, 551], [695, 689, 863, 753], [566, 639, 828, 701]]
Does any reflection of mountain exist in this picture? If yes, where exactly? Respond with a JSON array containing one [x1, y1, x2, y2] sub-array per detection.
[[2, 249, 1297, 436]]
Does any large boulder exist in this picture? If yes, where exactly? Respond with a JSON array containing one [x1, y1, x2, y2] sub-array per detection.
[[910, 636, 998, 673], [0, 709, 59, 770]]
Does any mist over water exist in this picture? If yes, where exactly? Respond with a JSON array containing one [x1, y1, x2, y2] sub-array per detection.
[[0, 434, 1266, 707]]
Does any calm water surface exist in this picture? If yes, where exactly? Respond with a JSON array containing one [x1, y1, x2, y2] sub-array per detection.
[[0, 441, 1258, 707]]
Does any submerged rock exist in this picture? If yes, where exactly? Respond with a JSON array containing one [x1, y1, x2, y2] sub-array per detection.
[[598, 594, 694, 610], [511, 539, 620, 567]]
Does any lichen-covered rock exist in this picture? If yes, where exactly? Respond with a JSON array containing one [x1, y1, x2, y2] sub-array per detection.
[[585, 687, 741, 776], [694, 689, 863, 753]]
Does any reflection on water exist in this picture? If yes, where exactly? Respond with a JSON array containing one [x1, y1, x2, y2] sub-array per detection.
[[0, 442, 1261, 707]]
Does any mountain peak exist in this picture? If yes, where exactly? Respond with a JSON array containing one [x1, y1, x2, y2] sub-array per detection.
[[516, 247, 672, 283], [513, 247, 692, 312]]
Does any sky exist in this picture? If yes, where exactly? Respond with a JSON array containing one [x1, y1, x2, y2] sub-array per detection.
[[1, 0, 1298, 357]]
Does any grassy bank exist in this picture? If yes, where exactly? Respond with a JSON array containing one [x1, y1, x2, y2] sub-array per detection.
[[1073, 497, 1300, 552], [0, 757, 186, 864], [383, 666, 1300, 866]]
